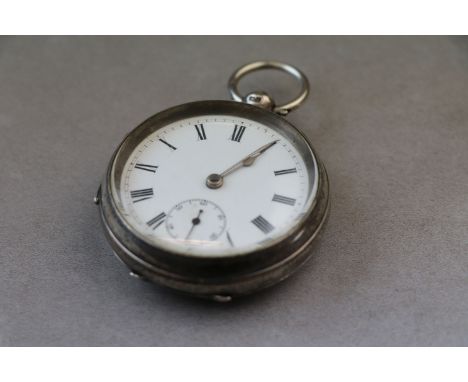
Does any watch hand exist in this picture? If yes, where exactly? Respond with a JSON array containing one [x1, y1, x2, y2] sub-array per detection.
[[185, 209, 203, 240], [206, 140, 279, 189], [220, 140, 279, 177]]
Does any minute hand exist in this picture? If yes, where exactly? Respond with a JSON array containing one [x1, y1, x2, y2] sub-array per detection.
[[220, 140, 279, 178]]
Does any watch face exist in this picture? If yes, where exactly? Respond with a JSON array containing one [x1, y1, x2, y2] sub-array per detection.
[[110, 110, 318, 257]]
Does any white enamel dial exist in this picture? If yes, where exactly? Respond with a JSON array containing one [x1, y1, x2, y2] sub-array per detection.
[[113, 115, 318, 256]]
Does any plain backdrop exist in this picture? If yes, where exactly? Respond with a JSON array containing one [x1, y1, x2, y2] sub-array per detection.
[[0, 36, 467, 346]]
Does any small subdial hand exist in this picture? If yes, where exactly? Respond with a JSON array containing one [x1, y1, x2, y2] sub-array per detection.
[[206, 140, 279, 189], [185, 209, 204, 240]]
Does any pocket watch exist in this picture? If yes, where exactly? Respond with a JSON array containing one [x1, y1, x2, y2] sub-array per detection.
[[95, 61, 330, 301]]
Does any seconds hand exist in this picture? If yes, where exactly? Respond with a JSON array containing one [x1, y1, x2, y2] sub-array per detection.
[[185, 209, 204, 240]]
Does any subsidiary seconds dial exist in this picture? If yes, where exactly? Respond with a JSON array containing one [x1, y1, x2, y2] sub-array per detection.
[[166, 199, 227, 242]]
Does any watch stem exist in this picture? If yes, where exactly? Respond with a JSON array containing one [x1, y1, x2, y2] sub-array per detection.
[[243, 91, 275, 111]]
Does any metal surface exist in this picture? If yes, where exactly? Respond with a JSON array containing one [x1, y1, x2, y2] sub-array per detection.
[[97, 100, 329, 299], [228, 61, 310, 115], [93, 185, 101, 205], [243, 91, 275, 111], [205, 173, 223, 189]]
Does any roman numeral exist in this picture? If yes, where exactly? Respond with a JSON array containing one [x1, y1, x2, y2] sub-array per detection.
[[251, 215, 274, 234], [274, 168, 297, 176], [159, 138, 177, 150], [134, 163, 158, 173], [230, 125, 246, 142], [272, 194, 296, 206], [194, 124, 207, 140], [226, 231, 234, 247], [147, 212, 166, 230], [130, 188, 154, 203]]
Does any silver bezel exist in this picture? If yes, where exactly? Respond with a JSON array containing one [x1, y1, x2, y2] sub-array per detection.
[[98, 100, 329, 299]]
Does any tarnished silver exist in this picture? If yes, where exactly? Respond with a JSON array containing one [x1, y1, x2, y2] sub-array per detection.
[[228, 61, 310, 115], [97, 101, 329, 300], [129, 271, 143, 280], [93, 185, 101, 205], [96, 62, 329, 301], [212, 295, 233, 303], [244, 91, 275, 111]]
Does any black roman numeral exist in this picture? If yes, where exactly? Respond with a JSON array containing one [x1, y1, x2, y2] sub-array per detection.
[[251, 215, 274, 234], [274, 168, 297, 176], [226, 231, 234, 247], [147, 212, 166, 230], [194, 124, 207, 140], [130, 188, 154, 203], [159, 138, 177, 150], [272, 194, 296, 206], [135, 163, 158, 173], [231, 125, 246, 142]]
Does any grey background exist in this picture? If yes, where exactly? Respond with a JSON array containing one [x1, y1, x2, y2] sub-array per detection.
[[1, 36, 467, 346]]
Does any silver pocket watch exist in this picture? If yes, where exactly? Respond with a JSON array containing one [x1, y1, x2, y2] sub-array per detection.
[[95, 61, 330, 301]]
